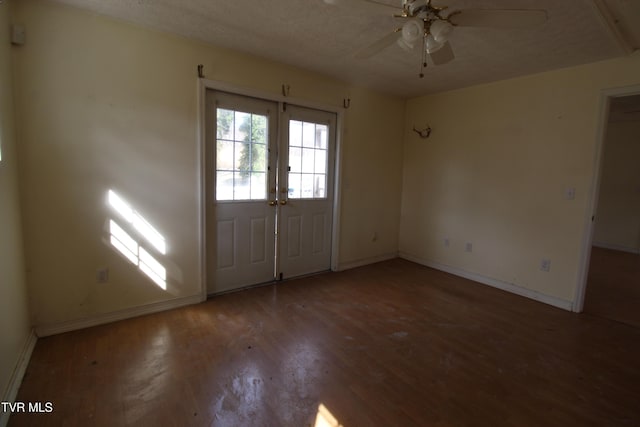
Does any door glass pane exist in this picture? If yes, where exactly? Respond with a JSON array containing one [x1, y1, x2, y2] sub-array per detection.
[[314, 149, 327, 174], [217, 109, 234, 139], [314, 174, 326, 198], [315, 124, 328, 149], [216, 171, 233, 200], [233, 172, 251, 200], [216, 108, 269, 201], [301, 148, 314, 172], [289, 147, 302, 173], [252, 116, 267, 144], [216, 140, 234, 170], [235, 142, 249, 171], [288, 119, 329, 199], [252, 144, 267, 172], [290, 120, 302, 147], [302, 122, 315, 148], [301, 174, 314, 198], [288, 173, 301, 198], [234, 112, 250, 141], [250, 173, 266, 199]]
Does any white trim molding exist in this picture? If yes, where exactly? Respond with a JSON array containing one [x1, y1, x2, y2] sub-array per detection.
[[1, 330, 37, 427], [593, 241, 640, 255], [399, 252, 573, 311], [336, 252, 399, 271], [35, 294, 202, 337]]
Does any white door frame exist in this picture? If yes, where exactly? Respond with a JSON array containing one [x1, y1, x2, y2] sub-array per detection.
[[196, 78, 344, 299], [573, 83, 640, 312]]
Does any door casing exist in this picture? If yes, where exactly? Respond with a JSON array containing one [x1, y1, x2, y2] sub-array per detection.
[[197, 79, 343, 298], [573, 83, 640, 312]]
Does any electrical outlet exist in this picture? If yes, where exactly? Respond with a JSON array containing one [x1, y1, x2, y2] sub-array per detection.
[[465, 242, 473, 252], [444, 237, 450, 247], [96, 268, 109, 283], [372, 232, 378, 242], [540, 259, 551, 272]]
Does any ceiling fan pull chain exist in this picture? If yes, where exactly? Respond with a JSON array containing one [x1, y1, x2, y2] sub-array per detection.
[[419, 37, 427, 78]]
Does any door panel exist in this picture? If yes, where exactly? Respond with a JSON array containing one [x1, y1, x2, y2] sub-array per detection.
[[286, 215, 302, 258], [213, 202, 276, 292], [312, 213, 326, 254], [250, 217, 267, 263], [206, 91, 278, 294], [216, 219, 235, 269], [278, 200, 333, 278], [277, 106, 336, 279]]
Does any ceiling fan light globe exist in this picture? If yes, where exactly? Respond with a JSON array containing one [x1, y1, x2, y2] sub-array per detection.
[[425, 34, 445, 54], [401, 20, 422, 43], [430, 20, 453, 43], [397, 37, 415, 52]]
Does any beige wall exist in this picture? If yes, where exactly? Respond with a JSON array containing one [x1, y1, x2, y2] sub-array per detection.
[[338, 86, 405, 265], [400, 52, 640, 305], [593, 119, 640, 252], [11, 0, 404, 329], [0, 0, 32, 402]]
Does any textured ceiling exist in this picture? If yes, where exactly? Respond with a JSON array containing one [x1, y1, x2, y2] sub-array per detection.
[[50, 0, 639, 98]]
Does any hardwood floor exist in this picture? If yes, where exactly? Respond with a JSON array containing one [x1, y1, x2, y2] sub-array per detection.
[[9, 259, 640, 426], [584, 246, 640, 329]]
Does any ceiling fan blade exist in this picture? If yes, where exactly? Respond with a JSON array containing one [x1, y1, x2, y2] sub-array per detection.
[[449, 9, 548, 28], [363, 0, 399, 9], [430, 40, 455, 65], [324, 0, 398, 11], [355, 30, 399, 59]]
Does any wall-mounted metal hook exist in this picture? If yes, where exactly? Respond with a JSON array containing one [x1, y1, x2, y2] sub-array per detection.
[[197, 64, 204, 78], [343, 98, 351, 109], [282, 84, 290, 97], [413, 125, 432, 139]]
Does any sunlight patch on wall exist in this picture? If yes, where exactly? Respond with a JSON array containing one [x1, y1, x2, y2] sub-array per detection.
[[109, 220, 138, 265], [314, 404, 343, 427], [108, 189, 166, 254], [107, 190, 167, 290], [139, 247, 167, 289]]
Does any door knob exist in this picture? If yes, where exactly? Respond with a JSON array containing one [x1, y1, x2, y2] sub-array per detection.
[[279, 200, 288, 205], [268, 201, 277, 206]]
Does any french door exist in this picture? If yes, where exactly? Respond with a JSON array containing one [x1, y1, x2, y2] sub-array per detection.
[[205, 90, 336, 294]]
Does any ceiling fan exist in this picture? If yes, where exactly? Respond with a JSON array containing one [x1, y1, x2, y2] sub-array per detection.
[[329, 0, 548, 78]]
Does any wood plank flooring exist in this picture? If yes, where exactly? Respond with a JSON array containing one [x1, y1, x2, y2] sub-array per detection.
[[584, 246, 640, 328], [8, 259, 640, 426]]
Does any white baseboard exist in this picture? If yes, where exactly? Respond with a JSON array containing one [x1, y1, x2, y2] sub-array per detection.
[[1, 329, 37, 427], [399, 252, 573, 311], [593, 241, 640, 255], [35, 294, 203, 337], [336, 252, 398, 271]]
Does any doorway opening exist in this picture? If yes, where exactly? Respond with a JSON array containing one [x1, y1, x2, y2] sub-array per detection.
[[577, 90, 640, 327]]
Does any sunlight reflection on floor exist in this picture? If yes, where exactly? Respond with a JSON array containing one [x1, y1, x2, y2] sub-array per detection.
[[314, 403, 343, 427]]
